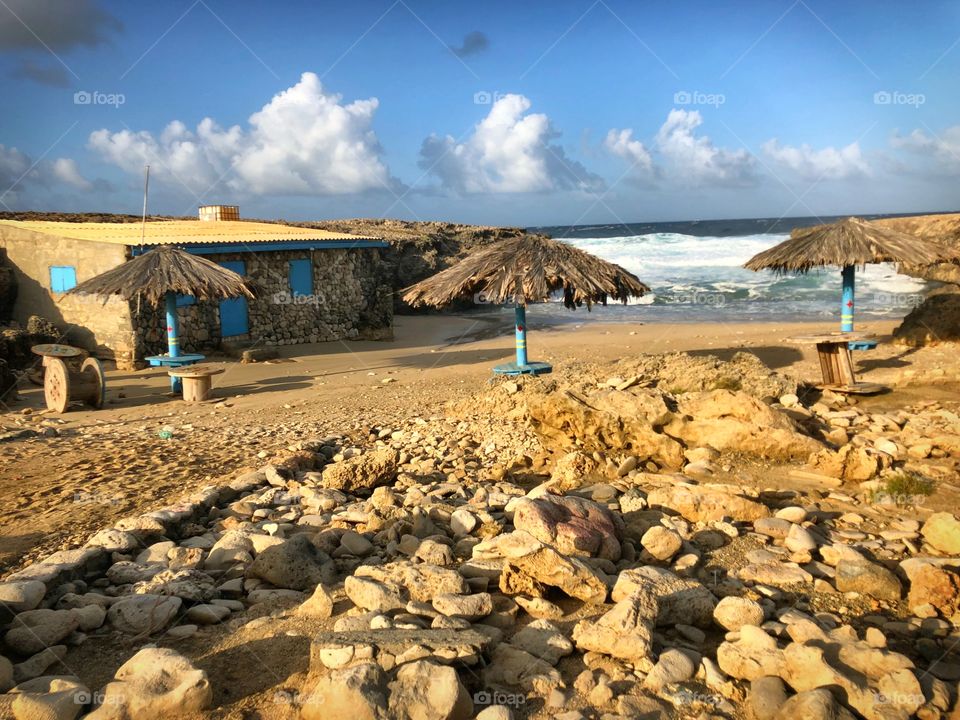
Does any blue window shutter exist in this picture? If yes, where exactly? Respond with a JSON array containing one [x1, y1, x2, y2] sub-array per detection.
[[49, 266, 77, 292], [289, 259, 312, 297]]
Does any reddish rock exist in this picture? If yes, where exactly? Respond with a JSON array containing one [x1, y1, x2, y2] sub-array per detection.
[[512, 495, 623, 561], [908, 564, 960, 618]]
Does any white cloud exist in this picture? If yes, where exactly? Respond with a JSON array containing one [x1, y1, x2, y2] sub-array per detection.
[[654, 109, 754, 185], [603, 129, 654, 174], [88, 72, 392, 197], [891, 126, 960, 174], [419, 94, 603, 193], [0, 145, 32, 190], [51, 158, 93, 191], [762, 139, 869, 180]]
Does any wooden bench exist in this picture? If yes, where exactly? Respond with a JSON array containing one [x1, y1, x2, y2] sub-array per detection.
[[786, 332, 886, 395], [167, 365, 225, 402]]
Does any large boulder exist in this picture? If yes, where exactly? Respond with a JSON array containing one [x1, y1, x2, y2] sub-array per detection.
[[665, 390, 823, 461], [572, 589, 657, 665], [907, 564, 960, 618], [106, 595, 181, 635], [612, 566, 717, 627], [4, 609, 79, 656], [86, 647, 212, 719], [922, 512, 960, 555], [321, 450, 398, 493], [246, 533, 335, 590], [301, 663, 388, 720], [387, 660, 473, 720], [646, 483, 770, 523], [512, 495, 623, 561]]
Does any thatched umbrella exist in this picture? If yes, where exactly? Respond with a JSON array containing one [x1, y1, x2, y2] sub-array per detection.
[[402, 235, 649, 375], [745, 217, 960, 332], [67, 245, 253, 388]]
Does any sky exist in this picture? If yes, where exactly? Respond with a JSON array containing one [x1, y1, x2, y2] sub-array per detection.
[[0, 0, 958, 226]]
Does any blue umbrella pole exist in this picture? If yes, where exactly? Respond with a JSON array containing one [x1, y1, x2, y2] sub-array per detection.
[[165, 291, 181, 391], [493, 304, 552, 376], [841, 265, 855, 332]]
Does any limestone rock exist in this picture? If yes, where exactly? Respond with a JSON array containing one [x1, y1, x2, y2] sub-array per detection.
[[665, 390, 822, 461], [345, 576, 406, 613], [643, 648, 697, 692], [716, 625, 785, 681], [512, 495, 622, 561], [501, 546, 608, 604], [509, 620, 574, 665], [321, 450, 398, 494], [387, 659, 472, 720], [296, 584, 335, 619], [4, 610, 79, 656], [640, 526, 683, 561], [482, 644, 561, 693], [747, 675, 788, 720], [9, 676, 89, 720], [774, 688, 856, 720], [432, 593, 492, 620], [86, 647, 212, 720], [355, 562, 468, 603], [612, 566, 717, 627], [0, 581, 46, 613], [922, 512, 960, 555], [246, 533, 335, 590], [572, 590, 657, 663], [835, 559, 902, 600], [713, 596, 765, 631], [907, 564, 960, 618], [646, 484, 770, 523], [132, 568, 217, 602], [106, 595, 181, 635]]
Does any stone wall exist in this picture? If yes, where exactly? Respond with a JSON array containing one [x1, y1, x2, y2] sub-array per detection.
[[134, 247, 394, 356]]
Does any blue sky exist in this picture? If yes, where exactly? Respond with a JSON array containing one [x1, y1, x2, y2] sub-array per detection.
[[0, 0, 958, 226]]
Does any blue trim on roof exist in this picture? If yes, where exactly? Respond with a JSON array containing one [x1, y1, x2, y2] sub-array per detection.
[[130, 239, 387, 256]]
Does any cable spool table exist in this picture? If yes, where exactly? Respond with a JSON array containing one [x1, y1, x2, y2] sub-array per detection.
[[167, 364, 224, 403], [31, 344, 105, 412], [786, 331, 886, 395]]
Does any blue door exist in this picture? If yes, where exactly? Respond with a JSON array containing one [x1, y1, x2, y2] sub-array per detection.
[[218, 260, 249, 337]]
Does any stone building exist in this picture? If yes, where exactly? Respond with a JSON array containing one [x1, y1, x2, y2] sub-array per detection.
[[0, 209, 393, 367]]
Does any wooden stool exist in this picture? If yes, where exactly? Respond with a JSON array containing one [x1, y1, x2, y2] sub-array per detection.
[[167, 365, 225, 402], [787, 332, 886, 395]]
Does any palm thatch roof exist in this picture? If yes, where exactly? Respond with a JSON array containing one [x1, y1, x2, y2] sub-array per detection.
[[744, 216, 960, 274], [402, 235, 649, 309], [66, 245, 254, 304]]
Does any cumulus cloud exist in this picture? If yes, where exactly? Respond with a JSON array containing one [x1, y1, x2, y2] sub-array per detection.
[[655, 109, 754, 186], [0, 0, 121, 51], [891, 126, 960, 174], [51, 158, 92, 190], [603, 129, 654, 175], [762, 139, 869, 180], [449, 31, 489, 57], [0, 145, 32, 190], [419, 94, 603, 194], [89, 72, 392, 197]]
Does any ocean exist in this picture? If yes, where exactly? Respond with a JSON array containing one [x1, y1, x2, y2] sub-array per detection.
[[512, 214, 938, 324]]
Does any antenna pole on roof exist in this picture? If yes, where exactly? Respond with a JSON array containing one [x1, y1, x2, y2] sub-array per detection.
[[139, 164, 150, 248]]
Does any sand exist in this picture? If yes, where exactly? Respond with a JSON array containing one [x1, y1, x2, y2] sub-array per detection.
[[1, 312, 957, 575]]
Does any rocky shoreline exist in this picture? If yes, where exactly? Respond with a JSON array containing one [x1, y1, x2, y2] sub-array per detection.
[[1, 352, 959, 719]]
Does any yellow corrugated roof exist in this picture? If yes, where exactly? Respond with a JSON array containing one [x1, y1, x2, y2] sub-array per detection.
[[0, 220, 381, 245]]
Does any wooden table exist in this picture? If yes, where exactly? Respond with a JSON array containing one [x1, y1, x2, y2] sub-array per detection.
[[786, 331, 886, 394], [167, 364, 224, 402]]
